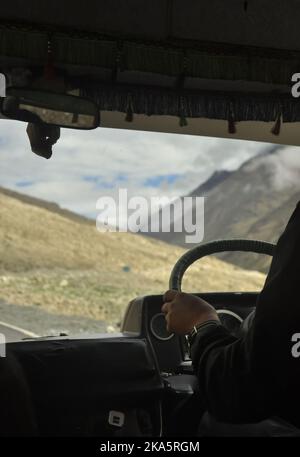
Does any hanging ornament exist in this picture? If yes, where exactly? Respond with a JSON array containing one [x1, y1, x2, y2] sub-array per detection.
[[111, 42, 123, 83], [178, 95, 188, 127], [44, 35, 55, 80], [179, 115, 188, 127], [125, 94, 134, 122], [271, 111, 282, 136], [228, 102, 236, 134], [176, 53, 188, 90]]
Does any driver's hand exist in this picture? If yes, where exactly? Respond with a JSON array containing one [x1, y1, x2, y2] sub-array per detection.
[[162, 290, 219, 335]]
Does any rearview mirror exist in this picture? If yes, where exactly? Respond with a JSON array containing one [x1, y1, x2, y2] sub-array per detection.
[[1, 88, 100, 130]]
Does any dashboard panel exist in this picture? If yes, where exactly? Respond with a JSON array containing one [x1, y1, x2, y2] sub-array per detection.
[[6, 292, 258, 436], [9, 336, 164, 436], [122, 292, 258, 373]]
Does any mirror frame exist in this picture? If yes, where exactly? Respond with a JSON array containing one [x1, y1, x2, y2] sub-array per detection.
[[1, 87, 100, 130]]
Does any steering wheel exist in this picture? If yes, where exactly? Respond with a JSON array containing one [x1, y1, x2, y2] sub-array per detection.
[[169, 239, 276, 291], [166, 239, 276, 436]]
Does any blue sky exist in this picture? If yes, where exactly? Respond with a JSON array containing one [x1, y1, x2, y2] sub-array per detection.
[[0, 119, 272, 224]]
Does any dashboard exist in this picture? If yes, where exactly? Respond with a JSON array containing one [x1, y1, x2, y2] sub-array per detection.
[[122, 292, 258, 373], [6, 291, 258, 436]]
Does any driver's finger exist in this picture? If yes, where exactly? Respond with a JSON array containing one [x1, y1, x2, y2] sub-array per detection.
[[163, 289, 178, 303], [161, 302, 171, 314], [165, 318, 171, 333], [165, 313, 176, 334], [163, 310, 171, 329]]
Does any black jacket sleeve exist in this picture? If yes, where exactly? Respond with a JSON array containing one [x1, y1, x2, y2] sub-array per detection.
[[191, 322, 268, 423], [191, 201, 300, 426]]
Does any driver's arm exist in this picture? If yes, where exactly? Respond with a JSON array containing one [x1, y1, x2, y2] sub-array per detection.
[[162, 291, 269, 424], [189, 319, 269, 423], [162, 201, 300, 425]]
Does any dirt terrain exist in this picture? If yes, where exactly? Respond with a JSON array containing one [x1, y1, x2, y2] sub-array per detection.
[[0, 189, 266, 336]]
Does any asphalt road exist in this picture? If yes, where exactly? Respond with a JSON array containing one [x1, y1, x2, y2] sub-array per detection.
[[0, 321, 38, 342], [0, 300, 107, 338]]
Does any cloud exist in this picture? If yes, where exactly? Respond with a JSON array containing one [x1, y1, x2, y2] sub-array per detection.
[[0, 119, 273, 223], [244, 145, 300, 191]]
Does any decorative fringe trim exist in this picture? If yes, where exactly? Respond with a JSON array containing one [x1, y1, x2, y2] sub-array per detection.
[[80, 84, 297, 124], [1, 22, 300, 87]]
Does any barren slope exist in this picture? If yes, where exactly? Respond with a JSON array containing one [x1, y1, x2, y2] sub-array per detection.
[[0, 189, 266, 331]]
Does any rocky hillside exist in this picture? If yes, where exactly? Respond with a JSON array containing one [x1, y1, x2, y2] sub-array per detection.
[[144, 146, 300, 272]]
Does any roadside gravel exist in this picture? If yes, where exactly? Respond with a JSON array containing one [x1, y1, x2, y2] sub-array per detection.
[[0, 299, 107, 339]]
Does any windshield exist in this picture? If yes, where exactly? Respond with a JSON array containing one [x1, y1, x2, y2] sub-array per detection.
[[2, 120, 295, 340]]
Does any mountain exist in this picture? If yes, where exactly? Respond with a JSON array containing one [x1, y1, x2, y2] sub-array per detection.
[[0, 187, 265, 334], [189, 169, 233, 195], [145, 146, 300, 273]]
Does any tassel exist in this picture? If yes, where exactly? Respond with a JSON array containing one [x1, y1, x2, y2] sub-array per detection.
[[111, 46, 122, 83], [177, 53, 188, 89], [228, 102, 236, 134], [44, 37, 55, 80], [271, 112, 282, 136], [125, 108, 133, 122], [179, 94, 188, 127], [228, 114, 236, 134], [125, 94, 134, 122], [179, 115, 188, 127]]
